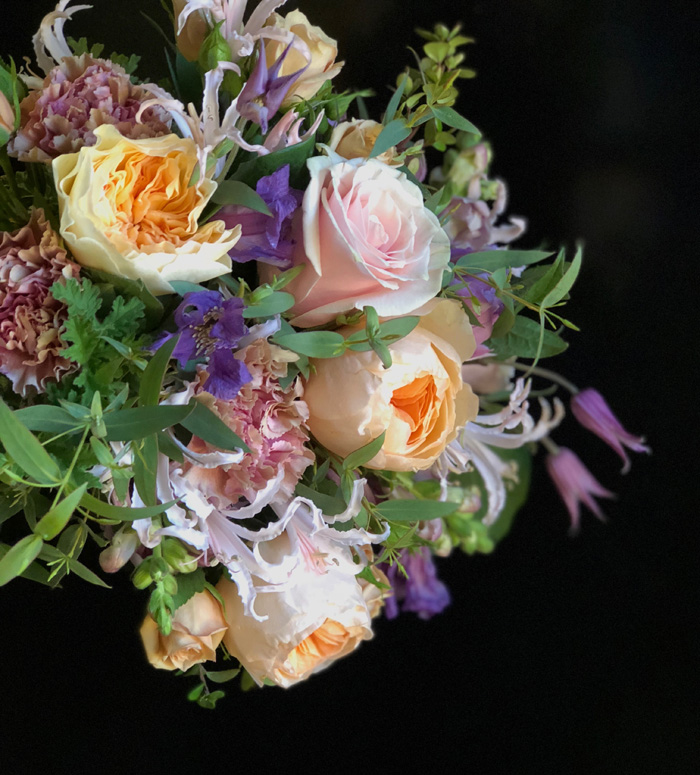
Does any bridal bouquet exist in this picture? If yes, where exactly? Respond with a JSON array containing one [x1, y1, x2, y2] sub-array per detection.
[[0, 0, 648, 705]]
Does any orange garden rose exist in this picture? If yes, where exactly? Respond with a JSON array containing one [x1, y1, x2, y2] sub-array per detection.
[[303, 299, 479, 471], [53, 125, 240, 295]]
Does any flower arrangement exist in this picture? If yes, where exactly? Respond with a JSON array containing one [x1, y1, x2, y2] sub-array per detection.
[[0, 0, 649, 705]]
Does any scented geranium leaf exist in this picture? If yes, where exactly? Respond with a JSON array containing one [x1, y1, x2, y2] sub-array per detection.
[[212, 180, 272, 215], [171, 567, 207, 611], [140, 336, 179, 407], [0, 399, 61, 484], [180, 401, 250, 453], [370, 119, 412, 159], [431, 105, 480, 136], [101, 294, 146, 340], [34, 484, 87, 541], [273, 331, 346, 358], [103, 403, 194, 441], [374, 499, 459, 522], [455, 249, 554, 273], [242, 291, 295, 319], [0, 534, 44, 587], [80, 491, 177, 520], [342, 432, 386, 471], [490, 315, 568, 359], [14, 406, 84, 434], [86, 268, 163, 329]]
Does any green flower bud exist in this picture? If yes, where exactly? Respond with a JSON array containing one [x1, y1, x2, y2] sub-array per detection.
[[132, 562, 153, 590], [198, 21, 232, 72], [161, 538, 198, 574]]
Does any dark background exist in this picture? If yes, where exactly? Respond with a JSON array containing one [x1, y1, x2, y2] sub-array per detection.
[[0, 1, 697, 772]]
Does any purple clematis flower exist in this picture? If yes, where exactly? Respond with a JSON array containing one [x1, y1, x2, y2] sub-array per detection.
[[167, 290, 252, 400], [571, 388, 650, 474], [454, 274, 504, 358], [237, 42, 307, 134], [219, 165, 302, 268], [383, 548, 451, 620], [546, 446, 615, 535]]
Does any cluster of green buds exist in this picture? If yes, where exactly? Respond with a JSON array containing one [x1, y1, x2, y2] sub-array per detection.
[[442, 484, 496, 555], [432, 131, 496, 200]]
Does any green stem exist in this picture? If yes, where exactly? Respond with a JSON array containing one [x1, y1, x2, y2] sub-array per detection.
[[51, 425, 90, 508], [511, 362, 579, 395]]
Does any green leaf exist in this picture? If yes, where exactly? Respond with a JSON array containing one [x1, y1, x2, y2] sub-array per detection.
[[383, 73, 408, 124], [103, 403, 194, 441], [80, 491, 176, 520], [133, 435, 159, 507], [34, 484, 87, 541], [180, 401, 250, 452], [232, 134, 317, 189], [377, 316, 420, 343], [140, 335, 179, 407], [85, 269, 163, 328], [294, 484, 347, 516], [0, 534, 44, 586], [374, 499, 459, 522], [211, 180, 272, 215], [431, 105, 480, 136], [242, 291, 295, 319], [455, 249, 554, 273], [169, 281, 209, 296], [14, 406, 84, 434], [172, 567, 207, 611], [342, 431, 386, 470], [0, 493, 24, 525], [490, 315, 568, 359], [369, 119, 411, 159], [67, 557, 110, 588], [273, 331, 346, 359], [488, 446, 532, 543], [541, 245, 582, 308], [205, 668, 241, 684], [0, 398, 61, 483]]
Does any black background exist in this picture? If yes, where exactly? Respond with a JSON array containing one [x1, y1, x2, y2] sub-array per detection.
[[0, 1, 698, 772]]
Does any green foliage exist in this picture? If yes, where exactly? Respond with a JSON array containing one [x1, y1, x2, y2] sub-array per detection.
[[231, 134, 317, 189], [67, 37, 141, 75]]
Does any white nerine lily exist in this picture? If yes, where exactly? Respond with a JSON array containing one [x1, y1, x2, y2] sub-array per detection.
[[434, 378, 565, 524], [33, 1, 91, 75]]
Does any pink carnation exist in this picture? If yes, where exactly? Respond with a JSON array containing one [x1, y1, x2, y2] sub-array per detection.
[[0, 210, 80, 395], [8, 55, 170, 162], [185, 339, 314, 504]]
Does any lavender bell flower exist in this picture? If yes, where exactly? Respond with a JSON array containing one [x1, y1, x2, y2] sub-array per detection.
[[237, 42, 307, 134], [545, 447, 615, 535], [218, 165, 302, 268], [571, 388, 650, 474], [167, 290, 252, 400], [383, 548, 451, 620], [454, 275, 504, 358]]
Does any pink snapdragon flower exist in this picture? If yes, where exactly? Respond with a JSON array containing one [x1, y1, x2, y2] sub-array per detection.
[[545, 447, 615, 534], [0, 210, 80, 395], [571, 388, 650, 474], [8, 55, 170, 162], [184, 338, 314, 504]]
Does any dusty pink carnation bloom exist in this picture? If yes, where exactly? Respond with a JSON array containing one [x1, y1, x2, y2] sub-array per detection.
[[186, 339, 314, 504], [0, 210, 80, 395], [8, 55, 171, 162]]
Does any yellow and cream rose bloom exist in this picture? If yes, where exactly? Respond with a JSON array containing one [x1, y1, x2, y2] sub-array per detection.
[[53, 125, 240, 295]]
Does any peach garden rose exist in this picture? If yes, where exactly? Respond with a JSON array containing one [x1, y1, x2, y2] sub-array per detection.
[[280, 154, 451, 327], [52, 125, 241, 295], [302, 299, 479, 471]]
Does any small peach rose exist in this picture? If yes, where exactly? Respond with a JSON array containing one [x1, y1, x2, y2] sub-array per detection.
[[303, 299, 479, 471], [53, 125, 240, 295], [140, 590, 228, 672], [328, 119, 402, 166], [277, 155, 450, 327], [265, 10, 343, 107]]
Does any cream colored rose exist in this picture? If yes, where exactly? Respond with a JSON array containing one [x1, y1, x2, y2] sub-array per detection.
[[172, 0, 209, 62], [216, 535, 375, 688], [265, 10, 343, 107], [328, 119, 402, 166], [140, 590, 228, 671], [53, 125, 239, 295], [303, 299, 479, 471]]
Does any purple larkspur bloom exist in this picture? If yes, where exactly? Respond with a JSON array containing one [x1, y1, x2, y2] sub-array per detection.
[[546, 447, 615, 535], [454, 275, 505, 358], [383, 548, 451, 620], [571, 389, 650, 474], [167, 290, 251, 400], [237, 42, 307, 134], [218, 165, 302, 268]]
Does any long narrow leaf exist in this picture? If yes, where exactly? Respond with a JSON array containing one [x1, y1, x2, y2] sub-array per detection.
[[0, 534, 44, 586], [0, 399, 61, 483], [34, 484, 88, 541]]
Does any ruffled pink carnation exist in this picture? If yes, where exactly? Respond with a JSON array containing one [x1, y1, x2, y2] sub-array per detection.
[[186, 339, 314, 504], [0, 210, 80, 395], [8, 55, 171, 162]]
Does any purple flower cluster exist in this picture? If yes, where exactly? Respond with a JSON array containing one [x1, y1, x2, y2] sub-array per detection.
[[383, 548, 451, 620]]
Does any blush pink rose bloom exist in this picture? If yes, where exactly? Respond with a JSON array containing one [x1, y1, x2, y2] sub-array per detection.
[[278, 155, 451, 328]]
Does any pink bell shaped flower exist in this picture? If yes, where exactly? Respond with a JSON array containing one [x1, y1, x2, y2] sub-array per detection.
[[571, 388, 650, 474], [545, 447, 615, 534]]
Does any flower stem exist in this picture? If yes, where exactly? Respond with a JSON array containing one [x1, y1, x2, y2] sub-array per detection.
[[511, 362, 579, 395]]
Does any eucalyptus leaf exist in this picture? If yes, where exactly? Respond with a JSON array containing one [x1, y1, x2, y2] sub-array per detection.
[[490, 315, 568, 359], [180, 401, 250, 453], [294, 484, 346, 516], [541, 246, 582, 308], [14, 405, 84, 434], [34, 484, 87, 541], [211, 180, 272, 215], [133, 435, 159, 507], [66, 557, 110, 588], [0, 399, 61, 484], [342, 431, 386, 470], [374, 499, 459, 522], [0, 534, 44, 586], [369, 119, 411, 159], [431, 105, 480, 136], [140, 335, 179, 407], [242, 291, 295, 319], [273, 331, 345, 359], [383, 73, 408, 124], [455, 249, 554, 273], [205, 668, 241, 684], [80, 491, 177, 520], [103, 403, 194, 441], [232, 136, 316, 189], [169, 281, 209, 296]]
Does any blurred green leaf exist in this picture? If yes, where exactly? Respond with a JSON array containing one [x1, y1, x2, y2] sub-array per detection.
[[0, 398, 61, 484], [0, 534, 44, 586], [34, 484, 87, 541]]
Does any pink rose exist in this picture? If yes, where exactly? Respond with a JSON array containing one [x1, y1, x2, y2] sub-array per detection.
[[280, 155, 451, 328]]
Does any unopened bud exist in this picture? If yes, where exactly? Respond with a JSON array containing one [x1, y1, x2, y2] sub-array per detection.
[[132, 562, 153, 590], [99, 528, 138, 573], [161, 538, 198, 574], [0, 91, 15, 137]]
